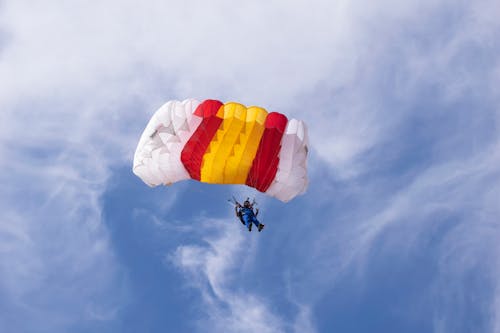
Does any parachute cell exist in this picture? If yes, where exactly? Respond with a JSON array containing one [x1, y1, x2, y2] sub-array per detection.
[[133, 99, 308, 202]]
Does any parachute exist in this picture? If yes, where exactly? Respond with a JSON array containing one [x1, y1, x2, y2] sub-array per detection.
[[133, 99, 308, 202]]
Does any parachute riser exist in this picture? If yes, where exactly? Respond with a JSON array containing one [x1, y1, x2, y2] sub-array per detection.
[[227, 196, 257, 207]]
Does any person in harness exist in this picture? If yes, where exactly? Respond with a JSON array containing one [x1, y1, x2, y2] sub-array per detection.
[[235, 199, 265, 232]]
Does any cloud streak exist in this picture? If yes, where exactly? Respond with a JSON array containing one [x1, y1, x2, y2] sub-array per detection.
[[0, 140, 126, 331], [170, 218, 294, 333], [1, 0, 499, 332]]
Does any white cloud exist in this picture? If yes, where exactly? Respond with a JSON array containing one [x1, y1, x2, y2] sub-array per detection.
[[0, 142, 127, 331], [304, 0, 500, 178], [285, 140, 500, 330], [1, 0, 499, 331], [170, 217, 292, 333]]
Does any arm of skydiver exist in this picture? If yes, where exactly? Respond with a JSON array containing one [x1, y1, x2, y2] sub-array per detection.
[[255, 208, 259, 216]]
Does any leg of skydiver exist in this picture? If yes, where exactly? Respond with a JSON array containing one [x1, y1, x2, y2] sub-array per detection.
[[251, 216, 260, 228], [251, 216, 265, 232], [242, 214, 252, 231]]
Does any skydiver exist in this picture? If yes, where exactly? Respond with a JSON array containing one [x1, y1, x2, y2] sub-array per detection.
[[235, 199, 264, 232]]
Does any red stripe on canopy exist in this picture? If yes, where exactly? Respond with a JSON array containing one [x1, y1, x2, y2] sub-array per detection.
[[181, 100, 224, 180], [246, 112, 288, 192]]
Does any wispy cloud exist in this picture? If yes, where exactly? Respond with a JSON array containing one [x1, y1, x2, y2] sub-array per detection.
[[1, 0, 499, 332], [275, 137, 500, 331], [169, 217, 293, 333], [0, 142, 127, 331]]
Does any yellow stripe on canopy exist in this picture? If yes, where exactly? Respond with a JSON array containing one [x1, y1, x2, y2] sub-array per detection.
[[200, 103, 268, 184], [224, 106, 267, 184]]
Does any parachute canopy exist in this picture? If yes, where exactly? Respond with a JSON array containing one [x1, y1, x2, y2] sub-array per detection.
[[133, 99, 308, 202]]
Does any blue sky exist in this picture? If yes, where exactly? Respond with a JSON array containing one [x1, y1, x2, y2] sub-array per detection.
[[1, 1, 499, 332]]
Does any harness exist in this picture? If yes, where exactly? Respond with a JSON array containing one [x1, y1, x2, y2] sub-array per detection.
[[240, 207, 254, 216]]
